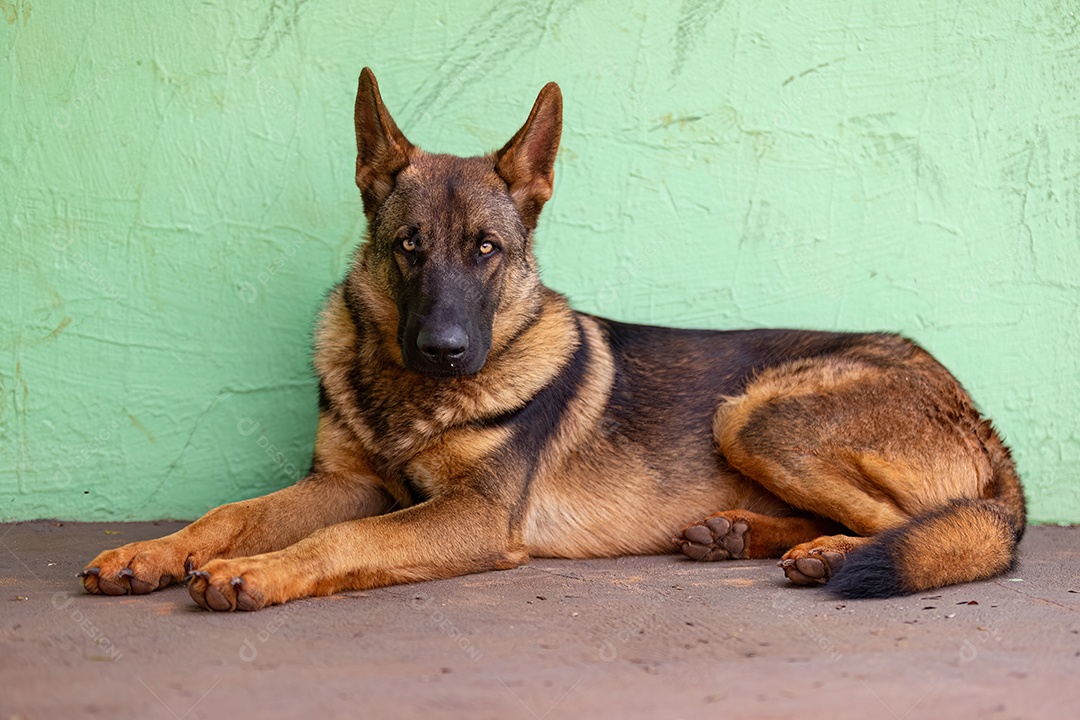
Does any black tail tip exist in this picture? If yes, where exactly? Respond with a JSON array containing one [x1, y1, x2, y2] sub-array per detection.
[[827, 542, 908, 599]]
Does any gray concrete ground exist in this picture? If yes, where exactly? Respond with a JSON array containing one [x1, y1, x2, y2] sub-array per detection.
[[1, 521, 1079, 719]]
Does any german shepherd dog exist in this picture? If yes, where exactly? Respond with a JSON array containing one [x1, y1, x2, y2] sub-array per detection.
[[81, 68, 1026, 611]]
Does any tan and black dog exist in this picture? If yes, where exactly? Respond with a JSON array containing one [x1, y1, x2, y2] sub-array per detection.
[[81, 68, 1026, 611]]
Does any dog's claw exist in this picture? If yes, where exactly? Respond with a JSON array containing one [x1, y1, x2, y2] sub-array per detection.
[[118, 568, 134, 578], [78, 565, 103, 594], [184, 570, 210, 583], [230, 576, 245, 587]]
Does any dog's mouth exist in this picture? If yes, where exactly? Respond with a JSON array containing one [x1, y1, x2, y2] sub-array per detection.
[[401, 351, 489, 378], [397, 329, 490, 378], [410, 362, 480, 378]]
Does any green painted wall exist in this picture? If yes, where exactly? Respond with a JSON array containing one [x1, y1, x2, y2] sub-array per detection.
[[2, 1, 1078, 523]]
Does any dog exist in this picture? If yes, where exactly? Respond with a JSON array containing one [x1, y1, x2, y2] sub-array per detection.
[[80, 68, 1026, 611]]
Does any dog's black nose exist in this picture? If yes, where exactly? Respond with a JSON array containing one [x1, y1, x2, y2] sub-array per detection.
[[417, 325, 469, 365]]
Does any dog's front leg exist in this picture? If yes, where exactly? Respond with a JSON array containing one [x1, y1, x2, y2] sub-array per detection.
[[81, 472, 393, 595], [186, 489, 525, 611]]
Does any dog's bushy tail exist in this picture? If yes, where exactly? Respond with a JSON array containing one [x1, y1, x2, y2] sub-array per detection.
[[829, 431, 1026, 599]]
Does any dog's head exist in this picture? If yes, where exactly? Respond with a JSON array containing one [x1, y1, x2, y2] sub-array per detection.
[[349, 67, 562, 377]]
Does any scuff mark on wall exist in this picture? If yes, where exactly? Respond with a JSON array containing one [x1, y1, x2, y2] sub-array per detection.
[[244, 0, 311, 61], [672, 0, 727, 77], [127, 413, 157, 444], [397, 0, 571, 131], [0, 0, 31, 26], [782, 58, 845, 87]]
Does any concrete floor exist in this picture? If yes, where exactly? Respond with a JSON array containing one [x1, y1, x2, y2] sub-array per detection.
[[1, 522, 1079, 719]]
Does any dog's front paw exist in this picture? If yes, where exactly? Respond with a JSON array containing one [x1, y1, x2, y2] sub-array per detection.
[[81, 540, 190, 596], [187, 557, 285, 612]]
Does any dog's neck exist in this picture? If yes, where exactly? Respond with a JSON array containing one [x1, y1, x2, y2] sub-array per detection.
[[319, 279, 582, 459]]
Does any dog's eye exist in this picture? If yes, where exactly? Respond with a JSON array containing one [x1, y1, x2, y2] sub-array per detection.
[[479, 240, 494, 256], [394, 227, 419, 254]]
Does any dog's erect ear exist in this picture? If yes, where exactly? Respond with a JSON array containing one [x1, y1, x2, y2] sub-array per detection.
[[495, 82, 563, 232], [355, 67, 414, 218]]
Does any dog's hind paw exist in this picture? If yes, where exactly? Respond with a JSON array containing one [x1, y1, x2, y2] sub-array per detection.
[[777, 536, 866, 585], [674, 513, 749, 561], [778, 550, 845, 585]]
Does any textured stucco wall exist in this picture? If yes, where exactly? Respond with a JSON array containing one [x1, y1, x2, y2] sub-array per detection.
[[1, 1, 1078, 523]]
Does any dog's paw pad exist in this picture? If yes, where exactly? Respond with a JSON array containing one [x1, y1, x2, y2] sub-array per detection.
[[682, 525, 713, 545], [128, 576, 158, 594], [95, 573, 131, 596], [674, 514, 750, 561], [779, 546, 846, 585], [232, 578, 266, 612], [203, 584, 234, 612]]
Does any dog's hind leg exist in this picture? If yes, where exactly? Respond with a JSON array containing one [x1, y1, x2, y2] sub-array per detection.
[[698, 349, 1018, 596]]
